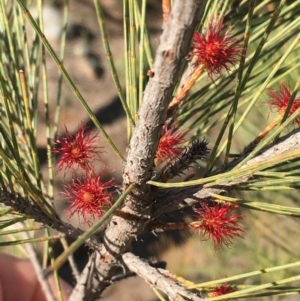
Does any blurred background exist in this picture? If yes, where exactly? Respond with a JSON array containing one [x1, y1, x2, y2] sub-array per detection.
[[1, 0, 300, 300]]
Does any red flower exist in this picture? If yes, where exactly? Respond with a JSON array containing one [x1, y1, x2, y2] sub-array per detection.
[[190, 202, 243, 250], [190, 19, 242, 78], [63, 173, 115, 225], [210, 283, 236, 299], [53, 125, 103, 173], [155, 125, 185, 165], [267, 83, 300, 125]]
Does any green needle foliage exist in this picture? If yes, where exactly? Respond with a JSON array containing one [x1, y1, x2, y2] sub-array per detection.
[[1, 0, 300, 300]]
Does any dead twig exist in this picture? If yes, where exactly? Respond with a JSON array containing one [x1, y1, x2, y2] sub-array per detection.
[[122, 252, 207, 301]]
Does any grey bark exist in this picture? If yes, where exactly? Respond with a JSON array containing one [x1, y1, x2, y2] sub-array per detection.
[[122, 252, 207, 301], [152, 128, 300, 217], [70, 1, 207, 300], [3, 1, 299, 301]]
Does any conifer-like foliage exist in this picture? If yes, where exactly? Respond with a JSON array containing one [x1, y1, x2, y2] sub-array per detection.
[[1, 1, 300, 300]]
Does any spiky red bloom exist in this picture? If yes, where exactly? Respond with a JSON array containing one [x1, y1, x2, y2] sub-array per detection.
[[210, 283, 236, 298], [53, 125, 103, 173], [267, 83, 300, 125], [190, 19, 242, 78], [190, 202, 244, 250], [155, 125, 185, 164], [63, 173, 115, 225]]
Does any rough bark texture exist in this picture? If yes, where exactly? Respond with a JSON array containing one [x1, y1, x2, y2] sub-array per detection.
[[2, 121, 300, 300], [0, 190, 102, 249], [122, 252, 206, 301], [153, 128, 300, 217], [71, 1, 207, 299], [2, 1, 300, 300]]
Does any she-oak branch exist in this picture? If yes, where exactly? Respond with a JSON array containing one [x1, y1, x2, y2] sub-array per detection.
[[2, 1, 300, 301]]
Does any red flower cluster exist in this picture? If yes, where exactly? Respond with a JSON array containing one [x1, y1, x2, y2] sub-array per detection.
[[210, 283, 236, 299], [63, 174, 115, 225], [53, 124, 116, 225], [190, 202, 244, 250], [155, 125, 185, 165], [53, 125, 103, 174], [267, 83, 300, 125], [190, 19, 242, 78]]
